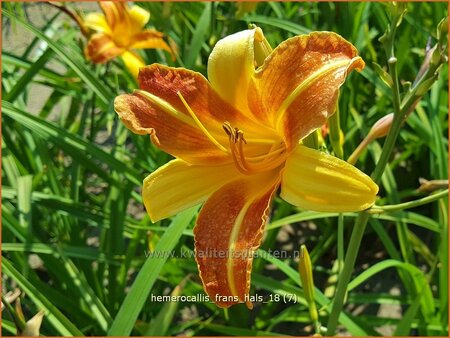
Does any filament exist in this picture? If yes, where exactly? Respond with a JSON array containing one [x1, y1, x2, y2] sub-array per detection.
[[177, 91, 228, 153]]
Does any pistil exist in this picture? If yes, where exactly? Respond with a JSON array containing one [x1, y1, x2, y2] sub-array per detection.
[[223, 122, 287, 175]]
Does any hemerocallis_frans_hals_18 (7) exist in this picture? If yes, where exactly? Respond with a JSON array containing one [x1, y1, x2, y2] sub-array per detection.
[[83, 2, 173, 78], [115, 27, 379, 308]]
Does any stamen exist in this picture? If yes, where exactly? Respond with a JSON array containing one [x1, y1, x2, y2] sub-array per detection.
[[223, 121, 287, 175], [177, 91, 228, 153], [223, 122, 251, 175]]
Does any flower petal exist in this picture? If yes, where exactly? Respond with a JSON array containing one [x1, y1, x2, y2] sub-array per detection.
[[128, 5, 150, 32], [143, 159, 241, 222], [84, 12, 111, 34], [120, 51, 145, 79], [194, 171, 280, 308], [207, 28, 257, 115], [280, 145, 378, 212], [138, 65, 276, 138], [99, 2, 151, 46], [99, 2, 127, 29], [115, 93, 227, 165], [249, 32, 365, 149], [85, 33, 124, 64], [130, 30, 173, 55], [116, 64, 274, 164]]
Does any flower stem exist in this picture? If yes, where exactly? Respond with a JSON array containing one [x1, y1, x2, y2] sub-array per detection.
[[369, 189, 449, 214], [326, 6, 408, 334], [337, 213, 344, 275], [326, 212, 369, 335], [326, 72, 404, 337]]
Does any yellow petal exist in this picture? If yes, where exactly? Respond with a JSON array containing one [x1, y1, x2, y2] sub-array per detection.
[[194, 170, 280, 308], [120, 50, 145, 79], [84, 12, 111, 34], [207, 28, 258, 115], [130, 30, 173, 56], [99, 3, 151, 45], [280, 145, 378, 212], [128, 5, 150, 32], [143, 159, 242, 222]]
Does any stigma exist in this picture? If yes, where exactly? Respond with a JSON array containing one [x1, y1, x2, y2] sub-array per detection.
[[223, 122, 286, 175]]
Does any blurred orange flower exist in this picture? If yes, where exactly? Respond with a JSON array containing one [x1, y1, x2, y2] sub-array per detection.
[[84, 2, 173, 78]]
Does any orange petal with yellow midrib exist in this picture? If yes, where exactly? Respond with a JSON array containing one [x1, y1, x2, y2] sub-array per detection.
[[248, 32, 364, 149], [194, 172, 279, 308], [114, 92, 231, 165]]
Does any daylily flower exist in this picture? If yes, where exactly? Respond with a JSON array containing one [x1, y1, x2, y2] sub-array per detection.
[[84, 2, 173, 78], [115, 27, 378, 308]]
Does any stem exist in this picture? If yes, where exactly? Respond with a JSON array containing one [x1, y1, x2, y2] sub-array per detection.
[[327, 77, 404, 336], [347, 137, 370, 165], [369, 189, 448, 214], [329, 102, 344, 159], [326, 212, 370, 335], [46, 2, 89, 37], [337, 213, 344, 275], [326, 14, 406, 335], [1, 294, 26, 333]]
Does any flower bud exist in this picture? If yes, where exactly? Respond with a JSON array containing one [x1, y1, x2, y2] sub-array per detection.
[[368, 113, 394, 139], [437, 17, 448, 42], [417, 178, 449, 193], [299, 245, 319, 324], [253, 26, 272, 67], [21, 310, 45, 336]]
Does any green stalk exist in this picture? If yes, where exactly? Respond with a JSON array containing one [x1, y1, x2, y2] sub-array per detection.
[[326, 212, 369, 335], [327, 74, 405, 336], [326, 9, 407, 333], [369, 189, 449, 214], [337, 213, 345, 276]]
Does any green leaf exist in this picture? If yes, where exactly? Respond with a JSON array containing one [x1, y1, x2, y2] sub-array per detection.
[[2, 242, 120, 264], [2, 258, 84, 336], [2, 9, 113, 109], [267, 210, 440, 233], [144, 279, 185, 336], [2, 102, 141, 186], [108, 207, 198, 336], [4, 48, 55, 102], [394, 292, 423, 336], [257, 250, 371, 336], [244, 15, 310, 34], [184, 3, 211, 68], [347, 259, 435, 321]]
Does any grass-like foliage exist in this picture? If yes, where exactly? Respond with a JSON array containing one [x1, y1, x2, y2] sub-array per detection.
[[2, 2, 448, 336]]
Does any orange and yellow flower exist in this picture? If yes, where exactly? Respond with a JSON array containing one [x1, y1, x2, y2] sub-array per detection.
[[84, 2, 173, 78], [115, 27, 378, 308]]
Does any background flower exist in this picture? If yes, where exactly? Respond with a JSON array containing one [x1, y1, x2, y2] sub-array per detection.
[[84, 2, 173, 78]]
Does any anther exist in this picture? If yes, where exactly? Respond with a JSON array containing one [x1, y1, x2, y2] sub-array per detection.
[[223, 121, 287, 175]]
